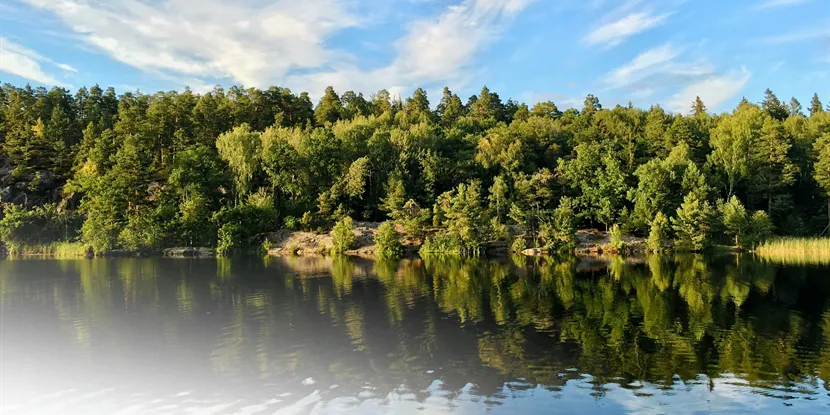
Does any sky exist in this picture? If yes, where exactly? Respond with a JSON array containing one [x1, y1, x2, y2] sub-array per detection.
[[0, 0, 828, 113]]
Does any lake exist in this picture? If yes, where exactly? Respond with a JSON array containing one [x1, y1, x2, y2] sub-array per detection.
[[1, 255, 828, 414]]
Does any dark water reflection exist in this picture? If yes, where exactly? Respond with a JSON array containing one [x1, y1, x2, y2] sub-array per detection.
[[1, 255, 829, 414]]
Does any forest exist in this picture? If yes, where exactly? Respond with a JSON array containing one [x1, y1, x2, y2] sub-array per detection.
[[0, 82, 828, 255]]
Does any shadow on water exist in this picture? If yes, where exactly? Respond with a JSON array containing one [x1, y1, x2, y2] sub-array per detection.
[[1, 254, 829, 414]]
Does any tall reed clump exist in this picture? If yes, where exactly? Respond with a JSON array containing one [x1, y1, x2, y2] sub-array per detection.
[[755, 237, 830, 265], [6, 242, 92, 257]]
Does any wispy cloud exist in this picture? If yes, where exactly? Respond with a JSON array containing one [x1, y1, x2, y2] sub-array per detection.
[[605, 43, 683, 88], [0, 37, 74, 86], [583, 2, 673, 47], [667, 67, 751, 113], [602, 41, 750, 113], [756, 28, 830, 44], [56, 63, 77, 72], [287, 0, 534, 97], [20, 0, 532, 96], [20, 0, 362, 88], [756, 0, 811, 10]]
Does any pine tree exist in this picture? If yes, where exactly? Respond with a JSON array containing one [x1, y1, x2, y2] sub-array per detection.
[[789, 97, 803, 116], [691, 96, 707, 117], [761, 89, 788, 121], [809, 93, 823, 116], [749, 117, 798, 217], [314, 86, 343, 126]]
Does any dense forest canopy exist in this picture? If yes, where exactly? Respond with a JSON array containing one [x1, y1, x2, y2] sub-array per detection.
[[0, 82, 828, 254]]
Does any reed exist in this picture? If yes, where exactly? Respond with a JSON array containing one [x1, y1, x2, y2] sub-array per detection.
[[755, 238, 830, 265], [6, 242, 92, 258]]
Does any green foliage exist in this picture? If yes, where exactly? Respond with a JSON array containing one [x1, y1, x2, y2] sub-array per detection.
[[213, 198, 277, 255], [672, 194, 714, 251], [721, 196, 749, 248], [419, 233, 463, 255], [747, 211, 773, 248], [283, 215, 298, 230], [0, 203, 82, 253], [375, 221, 403, 258], [441, 181, 489, 251], [216, 124, 261, 202], [331, 216, 356, 254], [217, 223, 240, 256], [3, 82, 830, 257], [720, 196, 774, 249], [647, 212, 670, 252], [609, 224, 625, 252], [510, 236, 527, 253], [756, 237, 830, 264], [539, 197, 576, 250]]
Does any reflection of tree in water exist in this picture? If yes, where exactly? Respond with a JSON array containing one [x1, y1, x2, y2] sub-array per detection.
[[4, 255, 830, 411]]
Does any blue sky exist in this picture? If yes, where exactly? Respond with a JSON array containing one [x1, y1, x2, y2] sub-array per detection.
[[1, 0, 828, 113]]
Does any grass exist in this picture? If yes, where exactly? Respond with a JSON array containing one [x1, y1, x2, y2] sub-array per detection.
[[755, 237, 830, 265], [5, 242, 92, 258]]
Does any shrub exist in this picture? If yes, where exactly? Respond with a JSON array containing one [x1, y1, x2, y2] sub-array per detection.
[[419, 233, 463, 255], [375, 221, 403, 258], [300, 211, 314, 231], [217, 223, 240, 256], [647, 212, 669, 252], [213, 202, 277, 254], [609, 224, 625, 252], [283, 215, 297, 230], [331, 216, 356, 254], [490, 217, 508, 241], [539, 197, 576, 250], [672, 193, 714, 251], [0, 203, 82, 254], [510, 236, 527, 253], [746, 210, 773, 248], [720, 196, 749, 248]]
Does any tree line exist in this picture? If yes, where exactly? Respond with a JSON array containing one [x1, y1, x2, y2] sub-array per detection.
[[0, 82, 828, 254]]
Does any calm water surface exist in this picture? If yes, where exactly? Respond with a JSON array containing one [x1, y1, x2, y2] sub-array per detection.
[[1, 255, 829, 414]]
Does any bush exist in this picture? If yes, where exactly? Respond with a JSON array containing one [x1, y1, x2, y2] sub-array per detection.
[[719, 196, 773, 249], [647, 212, 669, 252], [747, 210, 773, 248], [419, 233, 463, 255], [283, 215, 298, 230], [213, 202, 277, 254], [490, 217, 508, 241], [300, 211, 314, 231], [375, 221, 403, 258], [672, 194, 714, 251], [539, 197, 576, 250], [331, 216, 356, 254], [609, 224, 625, 252], [217, 223, 240, 256], [511, 236, 527, 253], [0, 203, 82, 254], [720, 196, 749, 248]]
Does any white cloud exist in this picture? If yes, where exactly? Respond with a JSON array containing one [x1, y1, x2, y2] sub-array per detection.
[[0, 37, 73, 86], [56, 63, 77, 72], [390, 0, 533, 82], [757, 28, 830, 45], [22, 0, 532, 97], [756, 0, 811, 10], [605, 43, 682, 88], [287, 0, 533, 98], [21, 0, 362, 87], [583, 10, 672, 47], [667, 67, 751, 113]]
